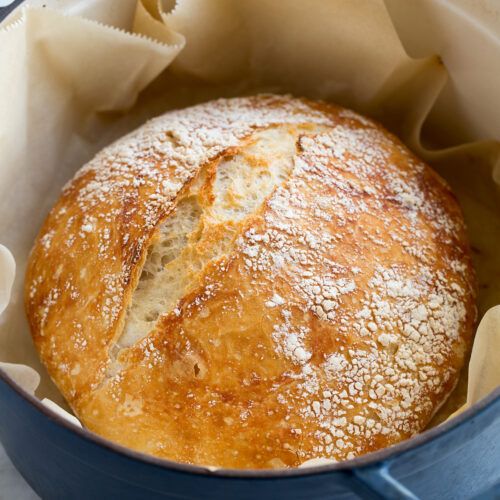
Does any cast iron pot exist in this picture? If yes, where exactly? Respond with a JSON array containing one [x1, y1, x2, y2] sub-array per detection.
[[1, 372, 499, 499], [0, 1, 499, 499]]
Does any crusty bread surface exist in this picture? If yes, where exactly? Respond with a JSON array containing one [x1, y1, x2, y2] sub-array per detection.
[[25, 95, 476, 468]]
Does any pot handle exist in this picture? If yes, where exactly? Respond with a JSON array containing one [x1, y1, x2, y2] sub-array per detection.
[[351, 462, 419, 500]]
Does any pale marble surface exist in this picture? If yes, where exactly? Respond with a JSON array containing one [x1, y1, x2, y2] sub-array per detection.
[[0, 442, 39, 499]]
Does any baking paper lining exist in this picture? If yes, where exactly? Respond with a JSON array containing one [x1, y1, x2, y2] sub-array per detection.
[[0, 0, 499, 459]]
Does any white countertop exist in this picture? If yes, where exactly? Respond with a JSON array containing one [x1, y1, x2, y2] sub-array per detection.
[[0, 442, 39, 499]]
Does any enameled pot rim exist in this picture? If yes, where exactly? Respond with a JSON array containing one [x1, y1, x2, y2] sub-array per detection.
[[1, 0, 499, 482], [1, 365, 499, 478]]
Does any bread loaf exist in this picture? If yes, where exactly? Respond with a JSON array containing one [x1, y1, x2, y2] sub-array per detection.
[[25, 95, 476, 468]]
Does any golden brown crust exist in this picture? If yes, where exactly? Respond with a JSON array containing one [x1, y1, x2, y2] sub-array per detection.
[[25, 95, 476, 469]]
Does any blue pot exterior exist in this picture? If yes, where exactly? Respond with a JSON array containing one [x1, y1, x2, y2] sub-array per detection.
[[0, 2, 499, 499], [0, 372, 499, 499], [0, 374, 368, 500]]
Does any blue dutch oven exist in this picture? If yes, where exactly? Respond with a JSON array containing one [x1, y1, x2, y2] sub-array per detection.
[[0, 1, 499, 499], [1, 372, 499, 499]]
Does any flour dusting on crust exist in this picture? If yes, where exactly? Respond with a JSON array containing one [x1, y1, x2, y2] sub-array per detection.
[[25, 96, 476, 469]]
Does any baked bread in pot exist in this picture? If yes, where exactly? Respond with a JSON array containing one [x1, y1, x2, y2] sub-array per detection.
[[25, 95, 476, 469]]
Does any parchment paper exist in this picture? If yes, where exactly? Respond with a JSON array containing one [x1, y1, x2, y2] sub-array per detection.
[[0, 0, 498, 446]]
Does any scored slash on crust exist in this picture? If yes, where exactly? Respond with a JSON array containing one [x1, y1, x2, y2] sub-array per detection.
[[25, 95, 476, 469]]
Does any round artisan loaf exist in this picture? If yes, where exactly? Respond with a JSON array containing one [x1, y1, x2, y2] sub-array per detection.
[[25, 95, 476, 469]]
